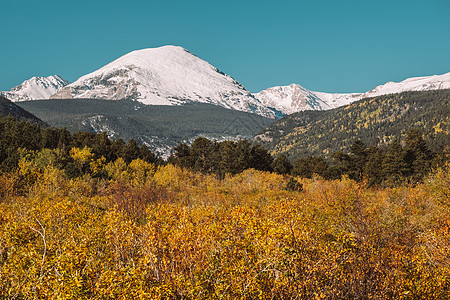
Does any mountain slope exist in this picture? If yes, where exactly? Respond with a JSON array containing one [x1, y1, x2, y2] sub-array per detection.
[[1, 75, 68, 102], [17, 99, 274, 157], [51, 46, 280, 118], [254, 72, 450, 115], [0, 96, 46, 125], [255, 89, 450, 161]]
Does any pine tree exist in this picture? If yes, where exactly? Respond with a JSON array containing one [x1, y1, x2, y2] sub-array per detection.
[[350, 139, 368, 180], [191, 137, 214, 173], [364, 147, 385, 186], [111, 139, 126, 161], [292, 156, 328, 178], [404, 129, 433, 181], [123, 139, 140, 164], [139, 144, 156, 164], [249, 144, 273, 172], [382, 140, 409, 184], [271, 154, 292, 175], [331, 151, 353, 178]]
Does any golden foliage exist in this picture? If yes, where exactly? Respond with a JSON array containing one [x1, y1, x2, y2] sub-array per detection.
[[1, 157, 449, 299], [70, 146, 94, 173]]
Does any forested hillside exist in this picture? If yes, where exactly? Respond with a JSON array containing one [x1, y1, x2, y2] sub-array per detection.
[[18, 99, 273, 156], [1, 114, 446, 187], [0, 96, 46, 126], [256, 89, 449, 160]]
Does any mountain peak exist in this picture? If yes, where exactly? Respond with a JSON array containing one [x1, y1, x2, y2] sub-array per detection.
[[51, 46, 278, 118], [0, 75, 69, 102], [114, 45, 191, 61], [253, 83, 334, 114], [89, 45, 201, 76]]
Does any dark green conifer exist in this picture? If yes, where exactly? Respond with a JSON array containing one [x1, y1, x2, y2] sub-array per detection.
[[382, 140, 409, 184], [271, 154, 292, 175]]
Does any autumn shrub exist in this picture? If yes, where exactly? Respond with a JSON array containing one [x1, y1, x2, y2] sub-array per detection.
[[107, 180, 171, 222], [0, 172, 20, 201], [285, 177, 303, 192], [0, 161, 449, 299]]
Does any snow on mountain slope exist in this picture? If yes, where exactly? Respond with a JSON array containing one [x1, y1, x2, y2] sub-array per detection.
[[254, 72, 450, 115], [1, 75, 68, 102], [253, 84, 361, 115], [311, 91, 362, 109], [52, 46, 279, 118], [253, 84, 330, 115], [4, 47, 448, 118], [253, 84, 364, 115], [362, 72, 450, 98]]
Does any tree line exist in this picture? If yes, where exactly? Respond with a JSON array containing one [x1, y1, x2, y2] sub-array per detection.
[[274, 129, 447, 186], [0, 116, 156, 177], [169, 130, 447, 186], [1, 115, 446, 185], [168, 138, 273, 178]]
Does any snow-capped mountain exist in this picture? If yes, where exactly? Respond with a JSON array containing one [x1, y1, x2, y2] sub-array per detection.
[[253, 84, 361, 115], [1, 75, 68, 102], [3, 46, 448, 118], [51, 46, 279, 118], [253, 72, 450, 115]]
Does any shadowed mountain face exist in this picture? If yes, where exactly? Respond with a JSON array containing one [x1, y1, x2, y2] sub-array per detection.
[[0, 96, 46, 125], [17, 98, 274, 157]]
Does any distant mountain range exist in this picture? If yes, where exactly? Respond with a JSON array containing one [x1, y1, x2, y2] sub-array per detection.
[[253, 84, 360, 115], [253, 72, 450, 115], [2, 45, 449, 118]]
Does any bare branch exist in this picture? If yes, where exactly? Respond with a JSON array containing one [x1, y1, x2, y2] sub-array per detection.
[[30, 219, 47, 286]]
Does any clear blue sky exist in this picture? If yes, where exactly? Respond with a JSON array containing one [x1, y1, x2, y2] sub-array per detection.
[[1, 0, 449, 93]]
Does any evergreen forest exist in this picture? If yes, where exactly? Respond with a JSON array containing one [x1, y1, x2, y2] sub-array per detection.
[[17, 99, 273, 156], [257, 89, 449, 161]]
